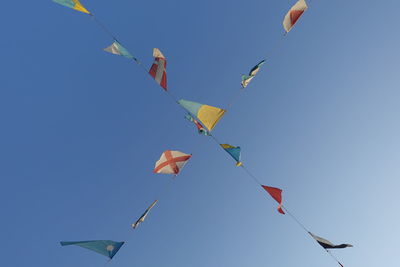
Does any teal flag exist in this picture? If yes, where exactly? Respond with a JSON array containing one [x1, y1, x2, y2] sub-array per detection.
[[104, 41, 137, 61], [220, 144, 242, 166], [60, 240, 124, 259]]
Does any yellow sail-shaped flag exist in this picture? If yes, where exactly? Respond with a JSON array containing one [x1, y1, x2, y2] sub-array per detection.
[[178, 100, 225, 132], [53, 0, 90, 14]]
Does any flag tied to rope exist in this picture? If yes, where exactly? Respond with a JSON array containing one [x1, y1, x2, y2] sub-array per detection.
[[178, 100, 225, 132], [283, 0, 308, 33], [53, 0, 90, 14], [220, 144, 242, 166], [241, 60, 265, 88], [149, 48, 167, 90], [309, 233, 353, 249], [261, 185, 285, 214], [132, 200, 158, 229], [154, 150, 192, 175], [104, 41, 137, 61], [60, 240, 124, 259]]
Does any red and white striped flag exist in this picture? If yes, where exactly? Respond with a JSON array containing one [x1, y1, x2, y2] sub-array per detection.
[[283, 0, 308, 33], [149, 48, 167, 90]]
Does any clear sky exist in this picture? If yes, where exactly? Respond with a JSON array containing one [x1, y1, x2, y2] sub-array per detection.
[[1, 0, 399, 266]]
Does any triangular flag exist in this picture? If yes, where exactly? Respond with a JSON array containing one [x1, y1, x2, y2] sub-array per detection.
[[104, 41, 136, 61], [149, 48, 167, 90], [53, 0, 90, 14], [261, 185, 285, 214], [132, 200, 158, 229], [309, 233, 353, 249], [60, 240, 124, 259], [178, 100, 225, 131], [220, 144, 242, 166], [283, 0, 308, 33]]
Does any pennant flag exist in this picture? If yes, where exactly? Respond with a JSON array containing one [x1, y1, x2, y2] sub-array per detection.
[[220, 144, 242, 166], [132, 200, 158, 229], [154, 150, 192, 175], [53, 0, 90, 14], [178, 100, 226, 132], [309, 233, 353, 249], [60, 240, 124, 259], [185, 113, 209, 135], [241, 60, 265, 88], [149, 48, 167, 90], [283, 0, 308, 33], [261, 185, 285, 214], [104, 41, 137, 61]]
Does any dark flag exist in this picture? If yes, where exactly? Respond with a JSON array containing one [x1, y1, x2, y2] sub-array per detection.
[[309, 232, 353, 249]]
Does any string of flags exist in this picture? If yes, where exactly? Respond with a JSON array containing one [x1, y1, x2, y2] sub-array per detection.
[[53, 0, 353, 266]]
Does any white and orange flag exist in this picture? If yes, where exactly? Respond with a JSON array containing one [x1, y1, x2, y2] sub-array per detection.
[[153, 150, 192, 175], [283, 0, 308, 33], [149, 48, 167, 90]]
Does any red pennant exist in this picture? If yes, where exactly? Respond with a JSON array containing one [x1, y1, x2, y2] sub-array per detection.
[[261, 185, 285, 214]]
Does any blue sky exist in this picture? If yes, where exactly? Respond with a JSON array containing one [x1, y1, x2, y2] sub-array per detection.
[[1, 0, 400, 266]]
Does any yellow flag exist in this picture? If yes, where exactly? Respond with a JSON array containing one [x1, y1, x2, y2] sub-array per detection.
[[73, 0, 90, 14], [53, 0, 90, 14], [178, 100, 225, 131]]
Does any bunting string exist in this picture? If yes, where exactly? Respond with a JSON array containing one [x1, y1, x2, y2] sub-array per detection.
[[53, 0, 350, 266]]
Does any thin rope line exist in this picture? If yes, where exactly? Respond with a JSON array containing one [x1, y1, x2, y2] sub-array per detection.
[[240, 165, 263, 185], [207, 137, 346, 267], [90, 14, 120, 42], [69, 4, 344, 266], [326, 249, 344, 267], [153, 176, 176, 201], [225, 87, 243, 110], [87, 13, 344, 264]]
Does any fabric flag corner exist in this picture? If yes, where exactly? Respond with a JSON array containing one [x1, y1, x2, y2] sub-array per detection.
[[149, 48, 167, 90], [178, 99, 225, 132], [261, 185, 285, 214], [283, 0, 308, 33], [104, 41, 137, 61], [53, 0, 90, 14]]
